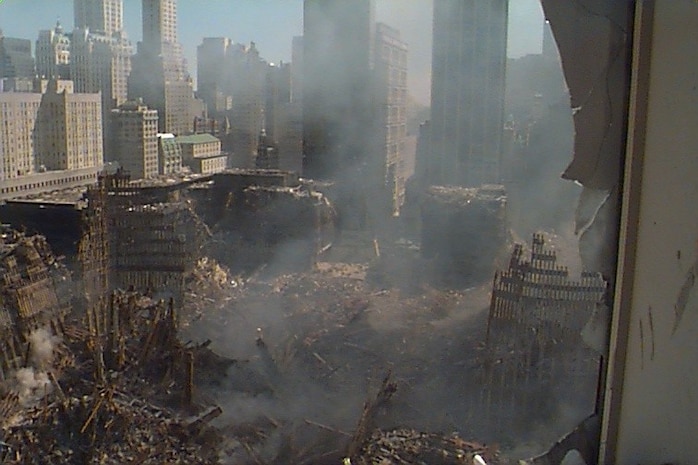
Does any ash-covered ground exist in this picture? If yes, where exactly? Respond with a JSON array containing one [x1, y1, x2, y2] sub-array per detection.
[[180, 231, 598, 464]]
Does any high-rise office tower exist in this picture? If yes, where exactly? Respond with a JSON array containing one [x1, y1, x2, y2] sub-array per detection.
[[142, 0, 178, 54], [197, 39, 268, 167], [428, 0, 508, 187], [0, 33, 35, 79], [290, 36, 303, 104], [302, 0, 376, 182], [109, 100, 159, 179], [36, 21, 71, 80], [197, 37, 232, 115], [374, 23, 408, 216], [129, 0, 194, 135], [74, 0, 123, 36], [71, 28, 131, 113], [71, 0, 131, 160], [35, 83, 104, 171]]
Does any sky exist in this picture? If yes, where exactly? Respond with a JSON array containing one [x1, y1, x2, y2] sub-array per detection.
[[0, 0, 544, 104]]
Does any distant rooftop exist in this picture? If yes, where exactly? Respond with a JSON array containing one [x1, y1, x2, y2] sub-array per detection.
[[175, 134, 220, 144]]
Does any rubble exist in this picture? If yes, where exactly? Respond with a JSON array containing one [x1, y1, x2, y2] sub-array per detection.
[[0, 290, 225, 464], [351, 428, 500, 465], [0, 226, 70, 381], [1, 171, 608, 464]]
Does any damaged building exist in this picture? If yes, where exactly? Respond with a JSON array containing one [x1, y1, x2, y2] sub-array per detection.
[[0, 227, 69, 380], [483, 233, 607, 434], [200, 169, 336, 274], [79, 170, 207, 307], [421, 184, 507, 285]]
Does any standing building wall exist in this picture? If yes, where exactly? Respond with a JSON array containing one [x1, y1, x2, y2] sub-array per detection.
[[483, 234, 607, 434]]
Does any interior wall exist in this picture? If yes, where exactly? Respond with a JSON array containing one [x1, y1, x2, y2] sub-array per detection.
[[603, 1, 698, 463]]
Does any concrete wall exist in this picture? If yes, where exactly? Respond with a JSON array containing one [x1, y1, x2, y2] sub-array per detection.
[[602, 1, 698, 463]]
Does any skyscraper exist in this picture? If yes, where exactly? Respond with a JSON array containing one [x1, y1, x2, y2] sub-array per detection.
[[71, 28, 132, 114], [302, 0, 376, 182], [74, 0, 123, 36], [428, 0, 508, 187], [196, 37, 232, 115], [0, 33, 35, 79], [197, 39, 268, 167], [129, 0, 194, 135], [36, 21, 71, 80], [142, 0, 178, 54], [374, 23, 408, 216]]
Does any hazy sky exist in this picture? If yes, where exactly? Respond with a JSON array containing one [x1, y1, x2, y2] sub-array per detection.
[[0, 0, 544, 104]]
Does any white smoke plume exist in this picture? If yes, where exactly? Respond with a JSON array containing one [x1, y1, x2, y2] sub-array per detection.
[[14, 368, 52, 407], [27, 327, 59, 369]]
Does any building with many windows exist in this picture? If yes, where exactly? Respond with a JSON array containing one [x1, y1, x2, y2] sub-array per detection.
[[36, 21, 72, 80], [35, 83, 103, 172], [157, 133, 183, 175], [374, 22, 408, 215], [0, 93, 42, 181], [129, 0, 194, 135], [426, 0, 508, 187], [108, 100, 159, 179], [73, 0, 124, 37], [71, 0, 132, 140], [0, 33, 35, 79], [0, 81, 103, 199], [175, 133, 227, 174]]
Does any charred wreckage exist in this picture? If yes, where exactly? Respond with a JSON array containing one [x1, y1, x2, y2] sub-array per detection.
[[0, 171, 607, 464]]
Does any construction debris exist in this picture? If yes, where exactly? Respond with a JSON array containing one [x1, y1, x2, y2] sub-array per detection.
[[0, 226, 70, 381], [1, 169, 609, 465], [350, 428, 500, 465]]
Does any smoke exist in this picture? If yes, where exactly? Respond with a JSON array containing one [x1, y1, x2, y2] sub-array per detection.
[[27, 327, 60, 368], [8, 327, 60, 407], [13, 368, 53, 407], [188, 2, 618, 463]]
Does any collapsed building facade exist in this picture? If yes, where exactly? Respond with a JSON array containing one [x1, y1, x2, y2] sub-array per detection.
[[79, 171, 205, 309], [483, 233, 607, 434], [200, 169, 335, 274], [0, 227, 69, 380], [77, 169, 335, 305]]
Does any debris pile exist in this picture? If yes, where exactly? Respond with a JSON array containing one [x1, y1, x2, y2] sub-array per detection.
[[0, 291, 224, 464], [0, 387, 221, 464], [352, 428, 500, 465], [0, 226, 70, 381]]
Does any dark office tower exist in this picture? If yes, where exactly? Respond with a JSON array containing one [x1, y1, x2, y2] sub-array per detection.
[[302, 0, 376, 182], [197, 37, 231, 116], [0, 33, 35, 79], [74, 0, 123, 36], [129, 0, 194, 135], [428, 0, 508, 187], [290, 36, 303, 103]]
